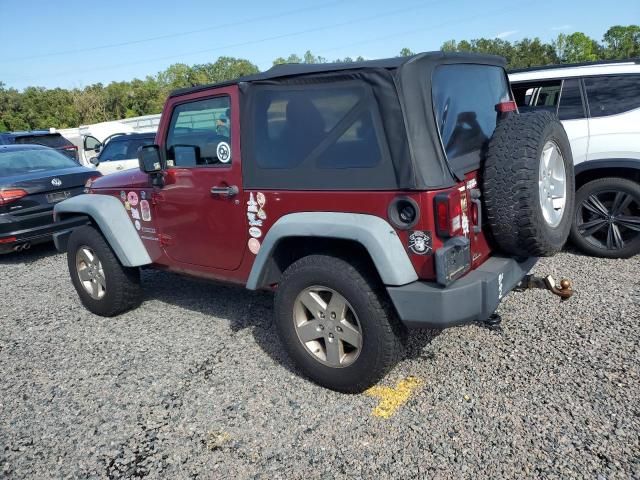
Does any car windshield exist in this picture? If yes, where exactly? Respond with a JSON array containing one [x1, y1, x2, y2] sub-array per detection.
[[99, 137, 154, 162], [13, 133, 71, 148], [0, 148, 79, 176]]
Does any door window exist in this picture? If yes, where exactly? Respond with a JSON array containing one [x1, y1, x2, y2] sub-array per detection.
[[558, 79, 586, 120], [166, 96, 232, 167], [584, 75, 640, 117]]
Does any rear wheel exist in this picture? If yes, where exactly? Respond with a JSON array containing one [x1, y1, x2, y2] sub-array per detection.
[[67, 225, 142, 316], [570, 177, 640, 258], [274, 255, 404, 393]]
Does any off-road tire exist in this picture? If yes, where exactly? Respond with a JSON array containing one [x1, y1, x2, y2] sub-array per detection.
[[483, 111, 575, 257], [274, 254, 404, 393], [67, 225, 142, 316], [569, 177, 640, 258]]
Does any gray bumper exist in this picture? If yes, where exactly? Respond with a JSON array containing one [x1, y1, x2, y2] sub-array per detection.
[[387, 256, 537, 329]]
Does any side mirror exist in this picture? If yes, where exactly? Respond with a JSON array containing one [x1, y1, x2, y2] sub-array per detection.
[[83, 135, 101, 152], [138, 145, 163, 174], [89, 156, 100, 166]]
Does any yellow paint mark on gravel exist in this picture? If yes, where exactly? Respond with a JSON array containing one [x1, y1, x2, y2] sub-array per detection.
[[364, 376, 423, 419]]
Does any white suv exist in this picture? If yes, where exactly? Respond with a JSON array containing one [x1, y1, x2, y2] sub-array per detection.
[[510, 60, 640, 258]]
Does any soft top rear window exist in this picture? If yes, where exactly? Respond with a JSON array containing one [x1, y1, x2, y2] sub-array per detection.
[[432, 64, 510, 175], [14, 133, 71, 148]]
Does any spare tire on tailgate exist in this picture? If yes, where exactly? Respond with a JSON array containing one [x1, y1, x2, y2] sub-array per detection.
[[482, 111, 575, 257]]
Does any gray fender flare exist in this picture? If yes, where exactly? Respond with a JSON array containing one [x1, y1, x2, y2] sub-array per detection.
[[54, 194, 152, 267], [246, 212, 418, 290]]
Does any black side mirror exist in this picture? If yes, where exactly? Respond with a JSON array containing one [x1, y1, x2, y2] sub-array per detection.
[[138, 145, 163, 174], [89, 156, 100, 167]]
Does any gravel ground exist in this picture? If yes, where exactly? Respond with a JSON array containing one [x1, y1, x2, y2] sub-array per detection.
[[0, 244, 638, 479]]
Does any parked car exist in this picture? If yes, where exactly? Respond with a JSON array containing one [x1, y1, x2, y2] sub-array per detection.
[[84, 132, 156, 175], [0, 130, 79, 162], [510, 59, 640, 258], [53, 52, 574, 392], [0, 145, 100, 253]]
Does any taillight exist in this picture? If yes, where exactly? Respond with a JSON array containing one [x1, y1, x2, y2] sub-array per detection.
[[434, 190, 463, 238], [0, 189, 28, 206], [495, 101, 518, 113], [0, 236, 17, 244]]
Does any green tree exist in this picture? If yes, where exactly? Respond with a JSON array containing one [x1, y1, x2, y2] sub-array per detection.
[[603, 25, 640, 58], [399, 47, 414, 56], [556, 32, 601, 63]]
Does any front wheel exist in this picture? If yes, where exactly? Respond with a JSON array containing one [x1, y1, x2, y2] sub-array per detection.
[[67, 225, 143, 316], [274, 255, 404, 393], [570, 177, 640, 258]]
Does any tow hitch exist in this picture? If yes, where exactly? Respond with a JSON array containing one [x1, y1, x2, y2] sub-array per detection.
[[517, 275, 574, 300]]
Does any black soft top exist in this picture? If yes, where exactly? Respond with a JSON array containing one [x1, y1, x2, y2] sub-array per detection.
[[169, 52, 505, 98], [171, 52, 508, 190]]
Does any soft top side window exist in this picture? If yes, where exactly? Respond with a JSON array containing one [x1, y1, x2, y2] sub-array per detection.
[[243, 81, 396, 190], [166, 96, 232, 167]]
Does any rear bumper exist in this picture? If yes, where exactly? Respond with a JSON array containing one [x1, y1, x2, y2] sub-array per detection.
[[0, 215, 89, 253], [387, 256, 537, 329]]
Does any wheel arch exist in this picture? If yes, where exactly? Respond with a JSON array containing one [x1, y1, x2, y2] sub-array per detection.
[[575, 159, 640, 188], [53, 194, 152, 267], [246, 213, 418, 290]]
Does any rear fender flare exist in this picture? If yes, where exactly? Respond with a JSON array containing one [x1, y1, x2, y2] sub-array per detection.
[[246, 212, 418, 290], [53, 194, 152, 267]]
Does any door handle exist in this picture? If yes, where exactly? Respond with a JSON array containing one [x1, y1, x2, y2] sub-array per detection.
[[210, 185, 239, 198], [116, 165, 123, 170]]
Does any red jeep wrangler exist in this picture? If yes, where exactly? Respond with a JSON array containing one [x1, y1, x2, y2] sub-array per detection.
[[53, 53, 574, 392]]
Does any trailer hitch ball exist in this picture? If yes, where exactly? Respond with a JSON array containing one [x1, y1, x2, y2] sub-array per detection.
[[519, 275, 574, 300]]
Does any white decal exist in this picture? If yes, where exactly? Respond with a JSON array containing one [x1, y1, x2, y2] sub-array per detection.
[[498, 273, 504, 300], [462, 214, 470, 236], [217, 141, 231, 163], [124, 201, 131, 211], [140, 190, 147, 200], [134, 220, 141, 231], [140, 235, 159, 242], [140, 200, 151, 222], [247, 193, 258, 213], [466, 178, 477, 190], [247, 212, 263, 227], [127, 191, 139, 207], [131, 207, 140, 220], [248, 238, 261, 255], [249, 227, 262, 238], [256, 192, 266, 207], [408, 231, 432, 255], [257, 208, 267, 220], [451, 214, 461, 232], [120, 190, 126, 201], [141, 226, 156, 234]]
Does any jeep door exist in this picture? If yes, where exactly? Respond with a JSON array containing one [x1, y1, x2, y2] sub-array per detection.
[[154, 87, 245, 271]]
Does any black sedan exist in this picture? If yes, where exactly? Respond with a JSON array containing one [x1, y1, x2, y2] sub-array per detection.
[[0, 145, 100, 254]]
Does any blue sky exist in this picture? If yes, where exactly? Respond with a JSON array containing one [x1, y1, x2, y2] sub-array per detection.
[[0, 0, 638, 90]]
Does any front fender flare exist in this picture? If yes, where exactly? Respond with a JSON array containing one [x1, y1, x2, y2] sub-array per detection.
[[246, 212, 418, 290], [54, 194, 152, 267]]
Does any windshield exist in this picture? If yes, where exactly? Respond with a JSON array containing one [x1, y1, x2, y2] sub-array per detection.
[[0, 148, 79, 176], [99, 137, 154, 162], [14, 133, 72, 148], [432, 64, 511, 175]]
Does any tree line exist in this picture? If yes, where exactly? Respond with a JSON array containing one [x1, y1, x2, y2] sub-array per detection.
[[0, 25, 637, 132]]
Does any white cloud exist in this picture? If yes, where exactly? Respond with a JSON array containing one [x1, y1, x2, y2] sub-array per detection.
[[496, 30, 518, 39], [551, 24, 573, 31]]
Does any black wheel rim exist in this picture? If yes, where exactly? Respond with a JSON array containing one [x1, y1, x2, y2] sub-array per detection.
[[576, 189, 640, 251]]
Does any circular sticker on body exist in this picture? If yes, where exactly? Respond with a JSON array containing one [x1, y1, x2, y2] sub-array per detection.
[[127, 191, 139, 207], [256, 192, 266, 207], [248, 238, 261, 255], [249, 227, 262, 239], [216, 142, 231, 164]]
